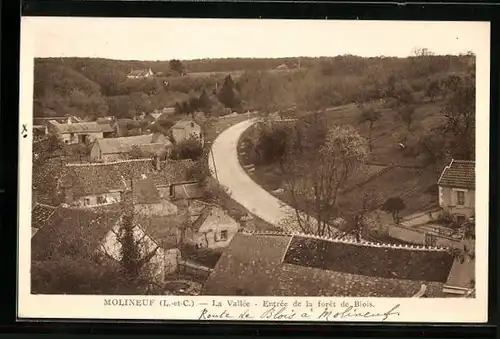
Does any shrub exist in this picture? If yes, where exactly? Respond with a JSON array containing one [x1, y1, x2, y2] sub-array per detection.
[[171, 137, 203, 160]]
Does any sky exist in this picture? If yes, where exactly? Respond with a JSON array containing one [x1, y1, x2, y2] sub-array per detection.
[[21, 17, 490, 61]]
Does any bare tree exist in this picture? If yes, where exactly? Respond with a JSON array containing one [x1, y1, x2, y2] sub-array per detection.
[[358, 104, 381, 152], [280, 124, 369, 237], [397, 104, 417, 132], [441, 74, 475, 160]]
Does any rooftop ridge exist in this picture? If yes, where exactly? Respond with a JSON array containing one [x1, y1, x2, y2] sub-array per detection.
[[453, 159, 475, 164], [65, 158, 153, 167], [289, 231, 449, 252]]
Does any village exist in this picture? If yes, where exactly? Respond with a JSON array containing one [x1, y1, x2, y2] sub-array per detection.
[[30, 53, 476, 299]]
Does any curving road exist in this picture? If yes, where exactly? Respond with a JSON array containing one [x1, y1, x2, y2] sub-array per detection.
[[208, 119, 297, 228]]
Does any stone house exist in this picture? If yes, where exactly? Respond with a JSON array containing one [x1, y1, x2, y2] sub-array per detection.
[[171, 120, 203, 144], [90, 133, 171, 162], [127, 68, 154, 79], [438, 159, 475, 224], [203, 231, 456, 297], [31, 204, 180, 287], [47, 120, 113, 145], [57, 158, 195, 209]]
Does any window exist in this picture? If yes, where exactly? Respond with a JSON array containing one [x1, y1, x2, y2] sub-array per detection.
[[457, 191, 465, 206], [425, 233, 437, 247], [83, 198, 91, 206], [96, 196, 106, 204], [220, 230, 228, 241]]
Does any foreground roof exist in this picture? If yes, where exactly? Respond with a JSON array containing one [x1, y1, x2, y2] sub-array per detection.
[[95, 134, 168, 155], [60, 158, 195, 196], [50, 121, 107, 134], [31, 206, 122, 261], [203, 231, 455, 297], [438, 159, 475, 189]]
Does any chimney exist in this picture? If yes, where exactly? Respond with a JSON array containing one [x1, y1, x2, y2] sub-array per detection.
[[67, 116, 72, 124], [155, 155, 161, 171]]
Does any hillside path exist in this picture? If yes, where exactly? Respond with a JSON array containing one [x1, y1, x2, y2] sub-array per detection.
[[208, 119, 297, 228]]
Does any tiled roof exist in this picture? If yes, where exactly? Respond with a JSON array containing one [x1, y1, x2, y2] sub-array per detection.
[[283, 236, 454, 283], [438, 159, 475, 189], [61, 159, 195, 196], [172, 120, 201, 130], [51, 122, 107, 134], [95, 134, 161, 155], [31, 203, 59, 230], [202, 232, 454, 297], [31, 206, 122, 261], [171, 182, 205, 201]]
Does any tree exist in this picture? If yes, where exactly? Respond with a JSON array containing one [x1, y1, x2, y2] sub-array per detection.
[[397, 104, 417, 132], [382, 197, 406, 223], [281, 124, 369, 237], [218, 75, 240, 110], [169, 59, 185, 75], [338, 189, 382, 242], [358, 104, 381, 152], [255, 123, 293, 164], [171, 137, 203, 161], [441, 73, 475, 160], [425, 79, 441, 102], [124, 145, 148, 160]]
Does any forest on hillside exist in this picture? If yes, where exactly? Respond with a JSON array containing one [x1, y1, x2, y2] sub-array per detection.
[[33, 51, 474, 121]]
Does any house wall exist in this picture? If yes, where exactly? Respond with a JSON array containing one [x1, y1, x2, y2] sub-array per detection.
[[439, 186, 475, 219], [193, 210, 240, 250], [90, 142, 102, 162], [387, 224, 463, 249], [61, 132, 103, 145], [172, 125, 202, 143], [99, 224, 175, 284], [73, 191, 122, 208]]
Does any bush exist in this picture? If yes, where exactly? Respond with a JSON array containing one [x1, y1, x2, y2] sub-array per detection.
[[171, 137, 203, 160], [255, 123, 292, 164]]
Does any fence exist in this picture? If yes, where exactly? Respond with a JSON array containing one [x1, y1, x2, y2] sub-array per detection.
[[387, 223, 462, 249]]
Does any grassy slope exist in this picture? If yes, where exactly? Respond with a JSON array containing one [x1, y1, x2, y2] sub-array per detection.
[[238, 97, 445, 219]]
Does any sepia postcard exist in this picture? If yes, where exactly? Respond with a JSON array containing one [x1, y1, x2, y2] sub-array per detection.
[[18, 17, 490, 323]]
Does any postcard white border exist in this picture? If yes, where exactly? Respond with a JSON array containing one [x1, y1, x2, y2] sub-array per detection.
[[17, 17, 490, 323]]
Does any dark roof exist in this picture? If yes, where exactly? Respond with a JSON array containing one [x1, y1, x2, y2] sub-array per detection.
[[133, 178, 161, 204], [31, 206, 122, 261], [94, 134, 168, 155], [438, 159, 475, 189], [51, 121, 107, 134], [61, 159, 195, 196], [170, 182, 205, 200], [138, 213, 188, 250], [203, 233, 455, 297], [283, 236, 454, 283], [203, 233, 291, 296]]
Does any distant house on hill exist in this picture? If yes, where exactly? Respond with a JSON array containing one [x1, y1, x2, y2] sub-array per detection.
[[48, 120, 113, 145], [276, 63, 289, 70], [127, 68, 154, 79], [34, 115, 82, 126], [31, 204, 180, 289], [438, 159, 475, 224], [57, 158, 195, 209], [90, 133, 172, 162], [171, 120, 203, 144], [202, 232, 456, 297]]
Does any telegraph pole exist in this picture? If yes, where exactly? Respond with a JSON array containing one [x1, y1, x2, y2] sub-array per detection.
[[210, 148, 219, 182]]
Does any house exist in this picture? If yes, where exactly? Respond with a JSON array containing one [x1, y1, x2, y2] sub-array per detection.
[[438, 159, 475, 224], [58, 158, 196, 209], [171, 120, 203, 144], [90, 133, 172, 162], [34, 115, 81, 126], [95, 117, 116, 138], [188, 205, 240, 250], [127, 68, 154, 79], [31, 204, 180, 286], [202, 232, 455, 297], [276, 63, 289, 70], [47, 120, 113, 145], [33, 125, 48, 140], [137, 202, 239, 252]]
